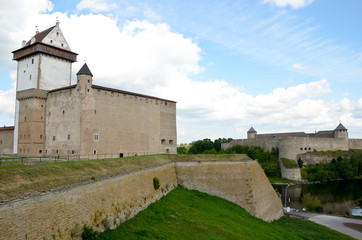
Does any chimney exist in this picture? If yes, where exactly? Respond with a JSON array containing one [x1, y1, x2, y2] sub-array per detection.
[[22, 40, 26, 47]]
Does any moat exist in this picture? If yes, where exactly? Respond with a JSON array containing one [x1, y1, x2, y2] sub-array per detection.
[[274, 178, 362, 216]]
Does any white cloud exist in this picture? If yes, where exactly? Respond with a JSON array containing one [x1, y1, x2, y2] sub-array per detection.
[[1, 0, 362, 142], [292, 63, 308, 70], [263, 0, 314, 9], [76, 0, 116, 12]]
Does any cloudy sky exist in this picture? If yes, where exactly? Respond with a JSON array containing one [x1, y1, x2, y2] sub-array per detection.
[[1, 0, 362, 143]]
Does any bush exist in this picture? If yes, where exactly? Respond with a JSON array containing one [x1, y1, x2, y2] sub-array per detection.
[[315, 205, 324, 213], [153, 177, 160, 190], [82, 225, 99, 240], [297, 158, 303, 168]]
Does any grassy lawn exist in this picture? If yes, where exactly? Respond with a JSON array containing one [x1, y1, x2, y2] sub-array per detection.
[[99, 187, 353, 240], [281, 158, 299, 168], [0, 154, 249, 201]]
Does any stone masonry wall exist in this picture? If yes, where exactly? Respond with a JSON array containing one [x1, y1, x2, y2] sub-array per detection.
[[175, 161, 284, 222], [0, 161, 284, 239], [0, 163, 177, 240]]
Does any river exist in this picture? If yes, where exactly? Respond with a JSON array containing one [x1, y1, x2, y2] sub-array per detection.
[[273, 178, 362, 216]]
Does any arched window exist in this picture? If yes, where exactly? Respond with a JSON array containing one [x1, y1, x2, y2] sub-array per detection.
[[161, 139, 166, 145], [169, 140, 173, 144]]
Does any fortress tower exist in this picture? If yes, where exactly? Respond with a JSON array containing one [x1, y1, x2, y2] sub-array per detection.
[[334, 122, 348, 139], [247, 126, 257, 139], [12, 22, 77, 154]]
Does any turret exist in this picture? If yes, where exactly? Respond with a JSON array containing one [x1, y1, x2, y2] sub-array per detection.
[[76, 63, 93, 94], [334, 123, 348, 139], [247, 126, 257, 139]]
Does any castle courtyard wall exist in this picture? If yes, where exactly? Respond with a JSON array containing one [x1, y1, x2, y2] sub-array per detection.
[[0, 128, 14, 155], [0, 160, 283, 239], [348, 138, 362, 150]]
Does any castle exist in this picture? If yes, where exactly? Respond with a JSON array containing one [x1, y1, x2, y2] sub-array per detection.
[[222, 124, 362, 180], [222, 123, 362, 161], [0, 22, 177, 157]]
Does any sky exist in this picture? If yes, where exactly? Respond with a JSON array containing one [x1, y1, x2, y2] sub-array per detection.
[[0, 0, 362, 144]]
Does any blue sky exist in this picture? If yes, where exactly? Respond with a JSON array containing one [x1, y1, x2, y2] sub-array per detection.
[[1, 0, 362, 143]]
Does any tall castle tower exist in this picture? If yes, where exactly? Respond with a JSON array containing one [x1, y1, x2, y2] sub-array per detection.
[[247, 126, 257, 139], [12, 22, 77, 154], [334, 123, 348, 139]]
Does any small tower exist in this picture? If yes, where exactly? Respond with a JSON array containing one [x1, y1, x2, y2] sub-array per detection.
[[334, 123, 348, 139], [12, 22, 78, 154], [76, 63, 93, 94], [247, 126, 257, 139]]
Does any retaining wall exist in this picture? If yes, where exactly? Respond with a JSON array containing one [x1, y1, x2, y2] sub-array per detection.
[[0, 160, 283, 239]]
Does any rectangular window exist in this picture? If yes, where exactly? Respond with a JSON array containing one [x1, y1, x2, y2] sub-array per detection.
[[67, 134, 71, 140], [94, 134, 99, 141], [53, 136, 56, 141]]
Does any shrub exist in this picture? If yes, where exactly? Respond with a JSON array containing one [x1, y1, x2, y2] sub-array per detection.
[[81, 225, 99, 240], [315, 205, 324, 213], [153, 177, 160, 190], [297, 158, 303, 168], [302, 193, 323, 212]]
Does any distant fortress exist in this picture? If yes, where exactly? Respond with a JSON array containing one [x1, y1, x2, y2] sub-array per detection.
[[222, 123, 362, 180]]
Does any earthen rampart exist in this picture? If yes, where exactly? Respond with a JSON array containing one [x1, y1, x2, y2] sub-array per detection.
[[0, 160, 283, 239]]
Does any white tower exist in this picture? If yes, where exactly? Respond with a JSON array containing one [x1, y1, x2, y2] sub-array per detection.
[[12, 22, 77, 154]]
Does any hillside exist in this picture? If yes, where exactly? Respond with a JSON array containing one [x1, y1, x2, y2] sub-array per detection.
[[0, 154, 249, 201], [99, 187, 353, 240]]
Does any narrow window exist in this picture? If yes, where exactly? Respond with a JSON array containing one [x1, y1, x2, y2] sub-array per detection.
[[72, 150, 75, 154], [93, 150, 97, 154], [40, 134, 42, 139], [169, 140, 173, 144], [41, 105, 43, 107], [94, 110, 96, 114], [61, 43, 64, 47], [50, 40, 53, 43], [53, 136, 56, 141], [44, 136, 46, 140], [165, 102, 167, 105], [94, 134, 99, 141], [49, 112, 51, 116], [56, 32, 59, 36], [56, 150, 58, 154], [67, 134, 71, 140], [87, 89, 89, 92], [39, 150, 42, 154], [300, 147, 303, 150], [28, 134, 30, 139], [304, 147, 307, 150], [308, 147, 311, 150], [63, 110, 65, 115], [32, 59, 34, 64], [29, 75, 32, 80], [24, 116, 26, 122], [88, 79, 90, 83], [161, 139, 166, 145]]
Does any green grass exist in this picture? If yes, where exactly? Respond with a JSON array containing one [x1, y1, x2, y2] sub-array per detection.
[[281, 158, 299, 168], [99, 187, 353, 240], [0, 154, 249, 200]]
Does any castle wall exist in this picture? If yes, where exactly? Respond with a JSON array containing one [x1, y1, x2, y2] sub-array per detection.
[[0, 160, 284, 239], [0, 127, 14, 155], [278, 137, 348, 160], [348, 139, 362, 150], [176, 161, 283, 222], [278, 158, 301, 180], [45, 87, 82, 156], [0, 163, 178, 240], [222, 139, 279, 152]]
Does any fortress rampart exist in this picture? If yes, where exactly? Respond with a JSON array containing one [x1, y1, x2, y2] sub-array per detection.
[[0, 160, 283, 239]]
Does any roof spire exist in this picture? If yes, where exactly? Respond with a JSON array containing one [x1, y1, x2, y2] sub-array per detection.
[[76, 63, 93, 76]]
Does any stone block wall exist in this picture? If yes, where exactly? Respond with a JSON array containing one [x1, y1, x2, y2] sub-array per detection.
[[0, 160, 284, 239], [175, 161, 284, 222]]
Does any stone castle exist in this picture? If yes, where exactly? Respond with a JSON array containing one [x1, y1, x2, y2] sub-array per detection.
[[222, 124, 362, 179], [0, 22, 177, 157]]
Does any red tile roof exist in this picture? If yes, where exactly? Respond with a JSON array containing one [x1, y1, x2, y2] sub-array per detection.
[[0, 126, 14, 131], [25, 25, 56, 47]]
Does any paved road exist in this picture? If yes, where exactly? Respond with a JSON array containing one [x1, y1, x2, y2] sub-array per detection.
[[289, 211, 362, 240]]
